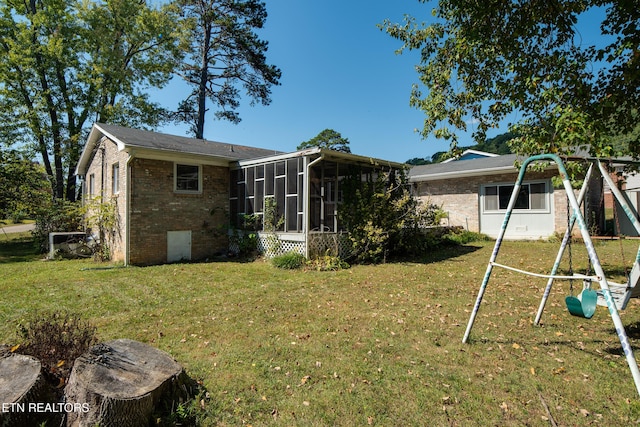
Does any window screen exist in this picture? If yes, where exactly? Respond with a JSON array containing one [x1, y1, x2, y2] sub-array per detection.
[[176, 164, 200, 192]]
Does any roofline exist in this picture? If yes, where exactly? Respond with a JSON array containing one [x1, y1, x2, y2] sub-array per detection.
[[75, 123, 276, 176], [409, 165, 517, 182], [409, 156, 562, 182], [441, 149, 499, 163], [234, 147, 407, 169]]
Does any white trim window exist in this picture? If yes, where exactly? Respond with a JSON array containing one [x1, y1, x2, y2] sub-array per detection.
[[112, 163, 119, 195], [483, 182, 548, 211], [174, 163, 202, 193], [89, 174, 96, 196]]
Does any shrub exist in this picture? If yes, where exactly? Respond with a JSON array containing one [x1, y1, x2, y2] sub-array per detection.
[[271, 251, 306, 269], [339, 169, 447, 263], [307, 252, 350, 271], [14, 310, 97, 391], [444, 229, 491, 245], [32, 199, 84, 253]]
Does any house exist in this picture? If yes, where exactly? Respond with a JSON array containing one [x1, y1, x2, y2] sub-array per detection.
[[75, 123, 405, 265], [440, 149, 499, 163], [604, 165, 640, 237], [408, 154, 571, 239]]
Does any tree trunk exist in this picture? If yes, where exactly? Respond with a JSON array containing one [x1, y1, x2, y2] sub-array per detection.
[[64, 339, 189, 427], [0, 353, 57, 427]]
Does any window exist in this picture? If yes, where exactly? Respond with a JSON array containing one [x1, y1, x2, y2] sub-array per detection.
[[175, 164, 201, 193], [112, 163, 119, 194], [89, 174, 95, 196], [483, 182, 547, 211]]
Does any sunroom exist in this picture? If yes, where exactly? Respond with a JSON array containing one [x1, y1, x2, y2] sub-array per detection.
[[229, 147, 406, 258]]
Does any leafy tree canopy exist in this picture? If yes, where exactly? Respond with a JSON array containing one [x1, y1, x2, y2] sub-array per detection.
[[382, 1, 640, 160], [406, 131, 516, 164], [0, 0, 185, 201], [0, 150, 50, 220], [298, 129, 351, 153]]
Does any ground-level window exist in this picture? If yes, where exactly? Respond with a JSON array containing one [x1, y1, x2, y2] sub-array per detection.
[[483, 182, 547, 211], [175, 163, 201, 193]]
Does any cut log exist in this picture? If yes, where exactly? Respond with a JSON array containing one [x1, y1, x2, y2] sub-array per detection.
[[64, 339, 189, 427], [0, 352, 57, 427]]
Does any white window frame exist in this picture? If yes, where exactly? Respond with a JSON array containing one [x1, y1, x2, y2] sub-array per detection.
[[482, 181, 549, 213], [89, 174, 95, 197], [112, 163, 120, 195], [174, 163, 202, 194]]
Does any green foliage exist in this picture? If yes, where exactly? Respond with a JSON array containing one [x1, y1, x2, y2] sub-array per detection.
[[0, 0, 185, 200], [381, 1, 640, 159], [263, 197, 284, 232], [444, 229, 492, 245], [307, 251, 350, 271], [14, 310, 97, 391], [0, 150, 50, 220], [83, 196, 120, 261], [175, 0, 282, 138], [297, 128, 352, 153], [32, 200, 84, 253], [340, 169, 446, 263], [229, 214, 260, 258], [271, 251, 305, 269]]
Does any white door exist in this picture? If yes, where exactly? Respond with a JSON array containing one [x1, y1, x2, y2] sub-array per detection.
[[167, 231, 191, 262]]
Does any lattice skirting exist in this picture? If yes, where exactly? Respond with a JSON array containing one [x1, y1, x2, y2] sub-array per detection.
[[246, 232, 353, 259], [307, 232, 352, 259], [258, 234, 306, 258]]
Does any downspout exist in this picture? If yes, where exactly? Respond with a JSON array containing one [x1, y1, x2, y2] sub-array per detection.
[[125, 154, 133, 266], [305, 153, 324, 258]]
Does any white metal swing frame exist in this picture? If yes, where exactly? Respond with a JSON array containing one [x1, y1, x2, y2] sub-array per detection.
[[462, 153, 640, 397]]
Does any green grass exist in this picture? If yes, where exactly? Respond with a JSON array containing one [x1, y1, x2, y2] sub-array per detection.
[[2, 234, 640, 425]]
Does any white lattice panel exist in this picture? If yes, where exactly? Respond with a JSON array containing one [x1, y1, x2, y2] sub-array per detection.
[[258, 234, 306, 258]]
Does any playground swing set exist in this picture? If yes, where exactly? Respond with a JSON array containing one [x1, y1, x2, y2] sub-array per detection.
[[462, 153, 640, 397]]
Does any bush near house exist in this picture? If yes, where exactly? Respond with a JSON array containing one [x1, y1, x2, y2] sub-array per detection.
[[340, 169, 446, 263]]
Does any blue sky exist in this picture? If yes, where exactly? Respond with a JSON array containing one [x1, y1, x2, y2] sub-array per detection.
[[153, 1, 460, 163]]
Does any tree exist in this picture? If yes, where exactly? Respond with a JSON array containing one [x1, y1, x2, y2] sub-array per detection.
[[381, 1, 640, 160], [297, 129, 352, 153], [175, 0, 282, 139], [0, 150, 50, 221], [0, 0, 185, 201]]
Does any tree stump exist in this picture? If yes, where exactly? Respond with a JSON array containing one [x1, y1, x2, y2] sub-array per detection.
[[64, 339, 189, 427], [0, 352, 56, 427]]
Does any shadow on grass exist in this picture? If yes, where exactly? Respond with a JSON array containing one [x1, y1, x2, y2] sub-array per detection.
[[0, 234, 40, 263], [392, 243, 485, 265]]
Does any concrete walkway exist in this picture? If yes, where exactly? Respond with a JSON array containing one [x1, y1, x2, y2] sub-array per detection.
[[0, 223, 36, 234]]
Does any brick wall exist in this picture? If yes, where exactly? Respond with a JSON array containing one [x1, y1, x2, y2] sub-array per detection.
[[82, 138, 128, 262], [414, 170, 566, 234], [128, 158, 229, 265]]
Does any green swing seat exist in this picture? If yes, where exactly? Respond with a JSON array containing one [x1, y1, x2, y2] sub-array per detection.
[[565, 288, 598, 319]]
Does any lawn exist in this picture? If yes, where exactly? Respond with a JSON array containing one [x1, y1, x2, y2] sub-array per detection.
[[2, 233, 640, 425]]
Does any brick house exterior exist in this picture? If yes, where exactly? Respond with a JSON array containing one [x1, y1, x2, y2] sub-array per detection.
[[76, 123, 280, 265], [409, 154, 576, 239], [76, 123, 405, 265]]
